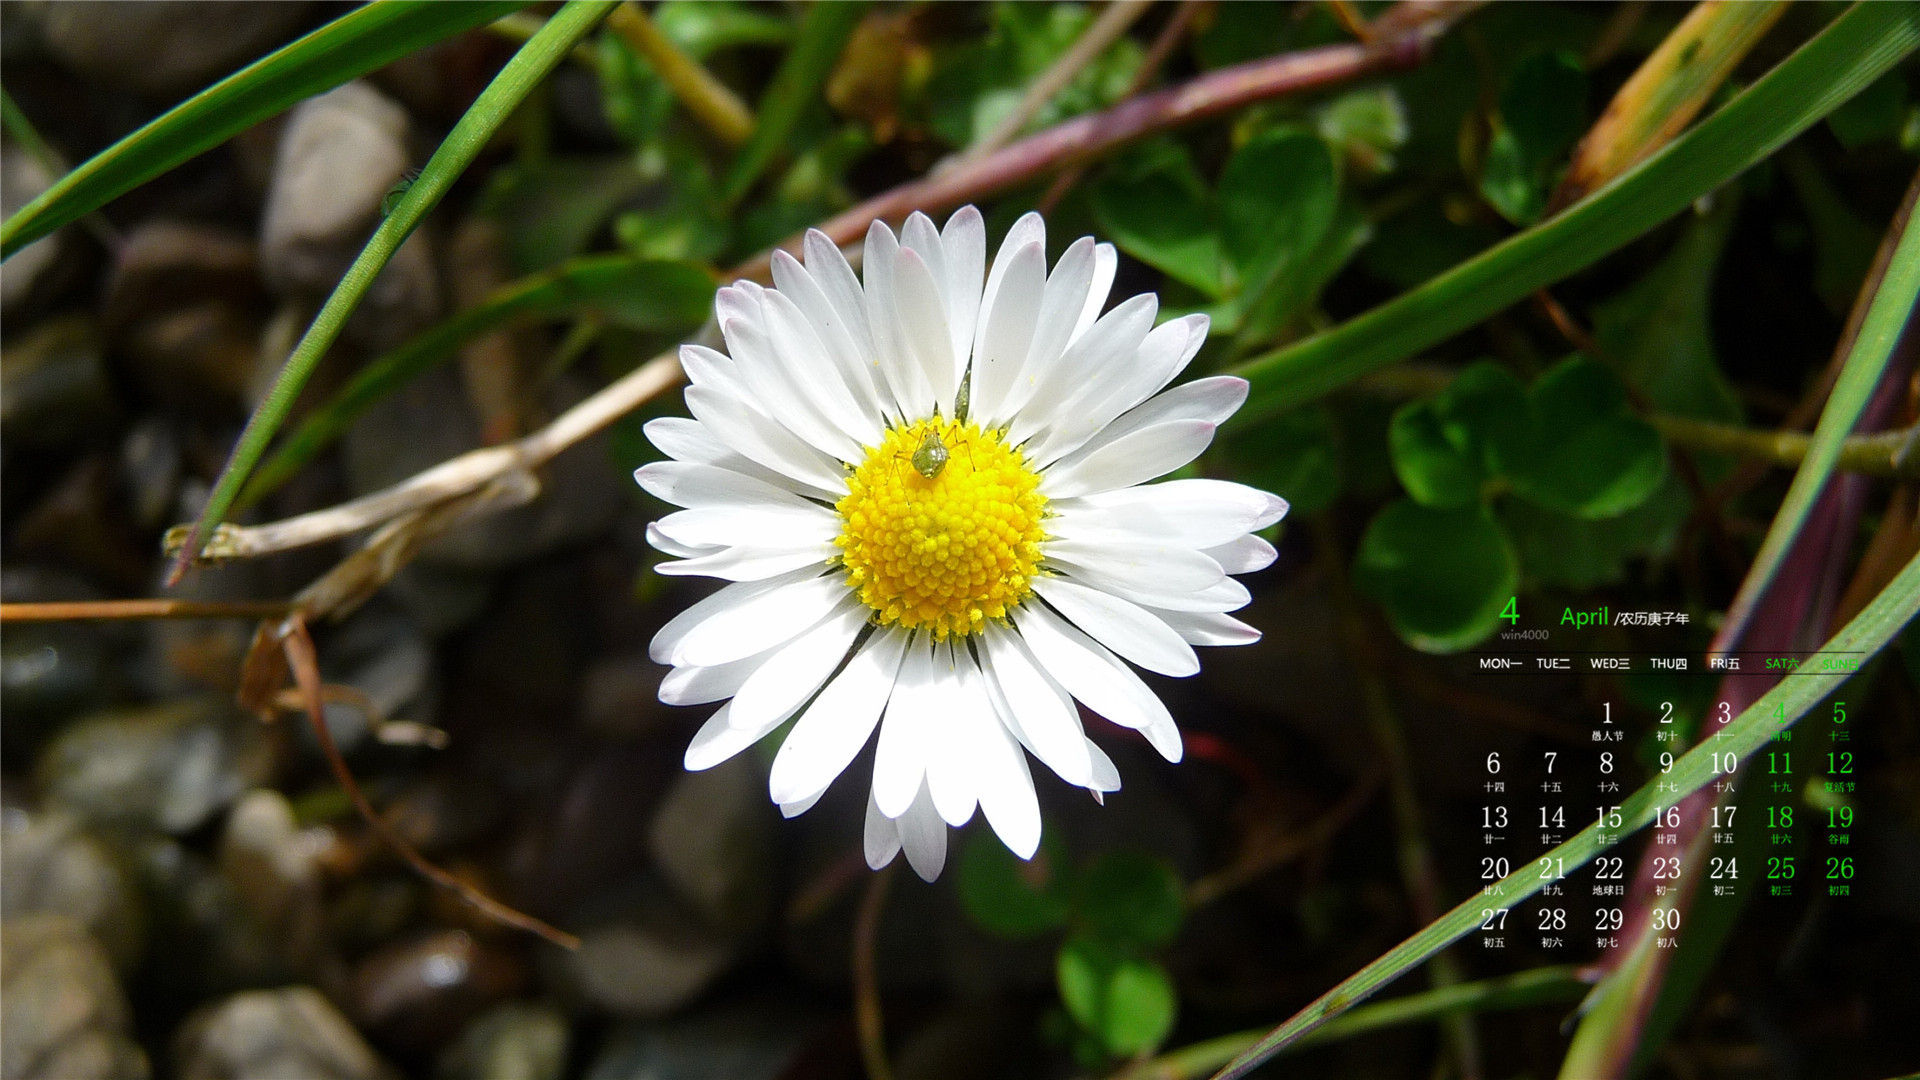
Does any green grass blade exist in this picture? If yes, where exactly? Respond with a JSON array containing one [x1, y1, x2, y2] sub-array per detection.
[[168, 0, 619, 583], [1124, 966, 1586, 1080], [719, 0, 868, 205], [237, 254, 714, 506], [1226, 1, 1920, 423], [1717, 195, 1920, 643], [0, 0, 526, 259], [1210, 547, 1920, 1080]]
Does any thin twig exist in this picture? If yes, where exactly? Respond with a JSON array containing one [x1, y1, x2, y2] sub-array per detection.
[[733, 9, 1452, 283], [0, 600, 292, 622], [954, 0, 1157, 169], [281, 613, 579, 949], [1651, 415, 1920, 479], [854, 862, 897, 1080], [605, 1, 755, 145], [1039, 1, 1208, 214]]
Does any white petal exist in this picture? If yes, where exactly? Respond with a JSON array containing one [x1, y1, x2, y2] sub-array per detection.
[[1012, 604, 1184, 763], [924, 643, 978, 827], [684, 385, 849, 497], [679, 342, 752, 398], [863, 220, 933, 418], [872, 638, 938, 817], [767, 628, 910, 805], [1033, 576, 1199, 677], [656, 543, 836, 582], [1069, 242, 1118, 345], [981, 624, 1092, 787], [1081, 571, 1253, 615], [959, 650, 1041, 859], [940, 206, 986, 369], [893, 246, 959, 408], [644, 417, 821, 497], [897, 780, 948, 881], [1079, 374, 1244, 451], [1053, 479, 1288, 549], [636, 461, 824, 513], [1045, 537, 1225, 595], [1003, 237, 1096, 420], [1087, 739, 1122, 792], [1008, 293, 1157, 448], [660, 650, 766, 706], [771, 248, 889, 423], [1148, 607, 1263, 647], [728, 598, 866, 731], [649, 567, 820, 664], [763, 289, 882, 444], [970, 240, 1046, 429], [685, 700, 783, 771], [780, 789, 826, 818], [669, 572, 846, 668], [864, 789, 902, 870], [1027, 315, 1199, 467], [972, 213, 1045, 369], [1040, 420, 1215, 499], [723, 315, 865, 462], [645, 522, 716, 560], [653, 504, 839, 550], [1204, 534, 1278, 575]]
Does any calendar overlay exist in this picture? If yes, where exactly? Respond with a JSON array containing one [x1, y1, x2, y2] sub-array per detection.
[[1467, 611, 1862, 959]]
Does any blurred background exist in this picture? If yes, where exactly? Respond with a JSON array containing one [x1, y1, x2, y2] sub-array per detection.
[[3, 2, 1919, 1078]]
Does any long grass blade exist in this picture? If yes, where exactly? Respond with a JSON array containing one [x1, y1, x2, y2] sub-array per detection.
[[1210, 546, 1920, 1080], [719, 0, 868, 205], [0, 0, 526, 259], [167, 0, 619, 585], [1227, 1, 1920, 422]]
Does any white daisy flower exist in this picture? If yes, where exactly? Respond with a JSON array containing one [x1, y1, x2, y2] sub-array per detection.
[[635, 207, 1287, 881]]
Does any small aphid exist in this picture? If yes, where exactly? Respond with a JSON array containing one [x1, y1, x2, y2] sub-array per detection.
[[381, 168, 422, 217], [912, 427, 950, 479]]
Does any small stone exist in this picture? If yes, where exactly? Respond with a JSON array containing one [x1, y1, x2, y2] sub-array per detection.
[[175, 986, 397, 1080], [0, 316, 117, 451], [583, 1004, 815, 1080], [1, 138, 61, 314], [41, 2, 313, 98], [0, 914, 151, 1080], [118, 417, 182, 532], [218, 790, 324, 967], [552, 901, 733, 1019], [37, 698, 271, 835], [259, 81, 441, 342], [136, 838, 288, 999], [435, 1001, 568, 1080], [648, 757, 773, 933], [1, 808, 144, 972], [348, 930, 526, 1055], [0, 610, 114, 754], [102, 220, 268, 415]]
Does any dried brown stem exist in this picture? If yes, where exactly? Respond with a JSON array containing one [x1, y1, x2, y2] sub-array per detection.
[[956, 0, 1157, 169], [0, 599, 292, 622], [280, 613, 578, 950], [853, 861, 897, 1080]]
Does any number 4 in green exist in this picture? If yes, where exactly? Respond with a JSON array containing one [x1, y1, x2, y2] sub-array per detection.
[[1501, 597, 1519, 625]]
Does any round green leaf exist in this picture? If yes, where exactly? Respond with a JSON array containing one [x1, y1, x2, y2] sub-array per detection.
[[1354, 501, 1519, 653], [1101, 959, 1178, 1056], [1056, 935, 1118, 1033], [1075, 851, 1184, 949], [1499, 357, 1668, 519], [1388, 400, 1484, 508], [958, 826, 1073, 939]]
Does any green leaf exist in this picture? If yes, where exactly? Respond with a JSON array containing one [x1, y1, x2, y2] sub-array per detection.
[[720, 1, 867, 204], [0, 0, 527, 259], [1480, 50, 1588, 225], [1089, 143, 1223, 296], [957, 826, 1073, 940], [1388, 401, 1483, 509], [1102, 958, 1179, 1056], [1500, 479, 1688, 590], [1214, 548, 1920, 1080], [1056, 937, 1178, 1057], [1827, 68, 1910, 148], [1354, 501, 1518, 654], [1431, 361, 1528, 474], [480, 158, 652, 273], [654, 0, 794, 56], [1231, 3, 1920, 420], [1316, 86, 1409, 176], [171, 0, 617, 576], [1496, 357, 1668, 520], [1076, 851, 1184, 950], [1217, 129, 1338, 340], [1218, 404, 1341, 518]]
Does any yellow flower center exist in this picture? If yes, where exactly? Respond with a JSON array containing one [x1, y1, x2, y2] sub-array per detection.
[[835, 417, 1048, 640]]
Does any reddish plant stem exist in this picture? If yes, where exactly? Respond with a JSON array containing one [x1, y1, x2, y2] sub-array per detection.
[[0, 599, 292, 622], [281, 613, 580, 950], [731, 17, 1445, 282]]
